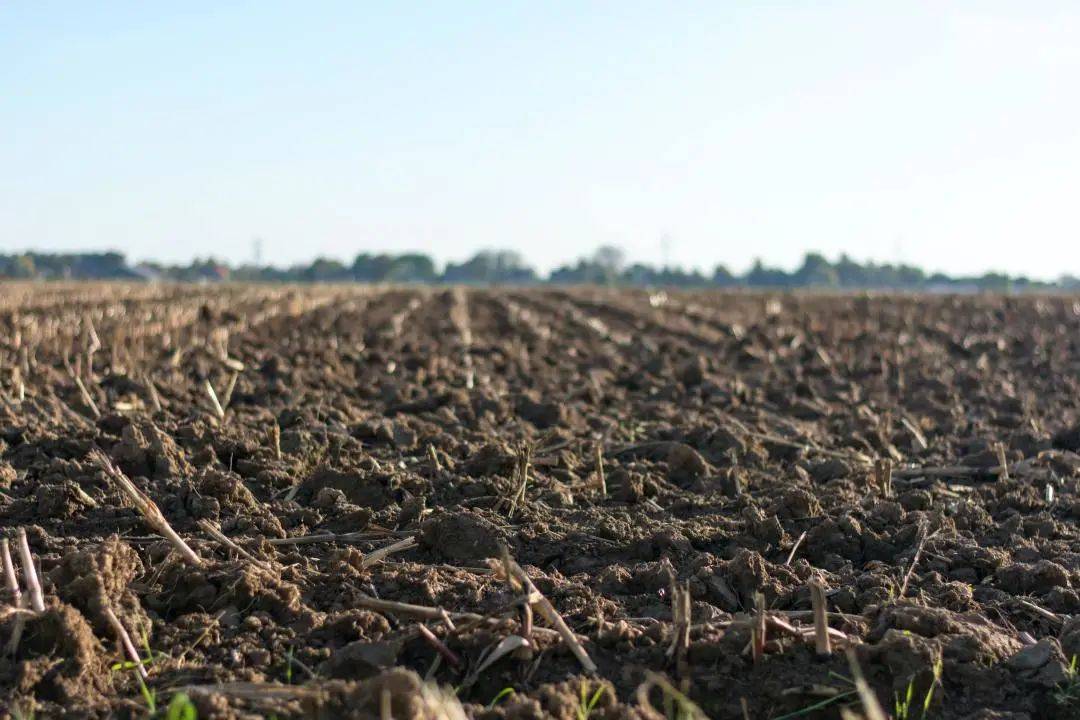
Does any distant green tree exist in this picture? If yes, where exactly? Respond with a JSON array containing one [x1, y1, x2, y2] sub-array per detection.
[[795, 253, 839, 287], [442, 250, 536, 284], [745, 259, 792, 287], [303, 258, 349, 282]]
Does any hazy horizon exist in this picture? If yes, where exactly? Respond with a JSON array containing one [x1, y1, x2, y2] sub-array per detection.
[[4, 3, 1079, 280]]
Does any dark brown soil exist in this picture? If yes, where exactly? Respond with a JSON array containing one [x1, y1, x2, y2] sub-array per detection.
[[2, 284, 1080, 719]]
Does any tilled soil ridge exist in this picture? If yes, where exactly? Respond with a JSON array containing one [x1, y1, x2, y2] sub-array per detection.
[[0, 285, 1079, 719]]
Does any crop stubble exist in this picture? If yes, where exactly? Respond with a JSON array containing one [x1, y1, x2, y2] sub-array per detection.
[[1, 284, 1080, 718]]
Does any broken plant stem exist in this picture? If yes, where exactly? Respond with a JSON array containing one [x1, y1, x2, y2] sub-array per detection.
[[507, 445, 532, 517], [1018, 599, 1064, 626], [501, 553, 598, 674], [204, 379, 225, 421], [269, 422, 281, 461], [360, 536, 417, 568], [809, 580, 831, 656], [16, 529, 45, 612], [427, 444, 442, 472], [875, 458, 893, 497], [103, 605, 149, 681], [752, 592, 766, 664], [72, 373, 101, 419], [265, 528, 411, 546], [785, 531, 807, 566], [220, 371, 239, 410], [142, 373, 162, 413], [417, 624, 462, 667], [898, 525, 937, 598], [94, 451, 203, 567], [349, 592, 562, 641], [666, 581, 691, 679], [2, 538, 21, 606], [594, 443, 606, 496], [197, 520, 273, 572]]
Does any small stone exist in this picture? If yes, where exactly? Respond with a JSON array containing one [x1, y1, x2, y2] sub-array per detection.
[[1004, 638, 1054, 672], [666, 443, 711, 484]]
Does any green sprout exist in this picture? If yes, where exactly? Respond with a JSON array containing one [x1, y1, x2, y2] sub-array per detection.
[[488, 687, 516, 708], [165, 692, 198, 720], [577, 682, 606, 720]]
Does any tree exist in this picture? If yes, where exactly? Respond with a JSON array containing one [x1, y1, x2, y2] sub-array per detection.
[[442, 250, 537, 284], [593, 245, 625, 272], [795, 253, 838, 287]]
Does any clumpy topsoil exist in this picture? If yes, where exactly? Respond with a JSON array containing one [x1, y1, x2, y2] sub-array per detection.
[[2, 284, 1080, 719]]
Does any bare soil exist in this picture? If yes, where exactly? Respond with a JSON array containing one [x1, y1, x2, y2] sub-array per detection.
[[2, 284, 1080, 720]]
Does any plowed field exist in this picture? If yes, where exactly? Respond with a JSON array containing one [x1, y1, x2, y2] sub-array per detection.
[[2, 284, 1080, 720]]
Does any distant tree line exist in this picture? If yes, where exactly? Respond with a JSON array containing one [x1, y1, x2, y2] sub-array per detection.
[[1, 248, 1077, 291]]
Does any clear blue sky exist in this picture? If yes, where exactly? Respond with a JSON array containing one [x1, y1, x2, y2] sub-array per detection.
[[3, 2, 1078, 278]]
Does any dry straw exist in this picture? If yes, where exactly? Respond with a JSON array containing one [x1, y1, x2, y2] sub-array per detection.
[[16, 529, 45, 612], [93, 451, 203, 567]]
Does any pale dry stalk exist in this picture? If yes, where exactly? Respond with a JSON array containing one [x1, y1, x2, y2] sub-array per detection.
[[95, 451, 203, 567], [360, 536, 417, 568], [269, 422, 282, 461], [809, 580, 831, 656], [103, 605, 149, 681], [500, 553, 597, 673], [594, 443, 607, 496], [197, 519, 273, 572], [142, 372, 162, 413], [220, 371, 239, 410], [1, 538, 21, 606], [752, 592, 766, 664], [16, 529, 45, 612], [72, 373, 101, 419], [204, 379, 225, 421]]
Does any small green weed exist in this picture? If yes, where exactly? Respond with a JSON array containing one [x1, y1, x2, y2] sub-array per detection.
[[107, 627, 164, 714], [772, 690, 857, 720], [136, 673, 157, 714], [894, 679, 915, 720], [164, 692, 198, 720], [11, 700, 35, 720], [637, 673, 707, 720], [488, 687, 515, 708], [577, 682, 606, 720], [894, 655, 943, 720], [1052, 655, 1080, 718]]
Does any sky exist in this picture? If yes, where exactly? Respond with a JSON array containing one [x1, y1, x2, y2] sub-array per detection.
[[2, 2, 1079, 278]]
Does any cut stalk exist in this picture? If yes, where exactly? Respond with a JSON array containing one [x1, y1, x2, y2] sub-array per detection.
[[198, 520, 273, 572], [809, 580, 831, 656], [594, 443, 607, 496], [360, 536, 417, 568], [269, 422, 282, 461], [1, 538, 21, 606], [16, 529, 45, 612], [500, 553, 597, 674], [785, 531, 807, 566], [72, 374, 101, 419], [94, 451, 203, 567], [204, 379, 225, 421], [142, 373, 162, 413], [752, 592, 766, 664], [103, 605, 149, 681], [220, 371, 239, 410]]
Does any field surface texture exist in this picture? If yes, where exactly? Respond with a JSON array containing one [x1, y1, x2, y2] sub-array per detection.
[[2, 285, 1080, 720]]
